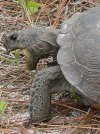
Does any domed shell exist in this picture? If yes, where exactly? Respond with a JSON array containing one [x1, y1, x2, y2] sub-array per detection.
[[57, 6, 100, 108]]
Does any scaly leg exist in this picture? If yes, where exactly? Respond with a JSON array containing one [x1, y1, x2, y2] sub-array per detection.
[[29, 65, 68, 123]]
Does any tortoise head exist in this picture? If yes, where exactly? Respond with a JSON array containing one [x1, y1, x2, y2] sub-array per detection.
[[1, 29, 37, 53], [1, 29, 39, 70], [1, 32, 21, 53], [1, 27, 59, 70]]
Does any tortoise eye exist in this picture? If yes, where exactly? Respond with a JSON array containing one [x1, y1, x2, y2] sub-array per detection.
[[9, 33, 18, 41]]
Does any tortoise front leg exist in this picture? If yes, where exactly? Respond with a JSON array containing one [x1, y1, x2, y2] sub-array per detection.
[[29, 65, 62, 123]]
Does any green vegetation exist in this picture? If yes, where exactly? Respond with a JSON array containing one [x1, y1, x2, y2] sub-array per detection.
[[0, 101, 8, 115], [15, 0, 42, 15], [0, 50, 20, 65], [12, 49, 20, 64], [71, 89, 81, 103]]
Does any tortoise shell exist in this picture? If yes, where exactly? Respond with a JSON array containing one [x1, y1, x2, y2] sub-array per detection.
[[57, 6, 100, 108]]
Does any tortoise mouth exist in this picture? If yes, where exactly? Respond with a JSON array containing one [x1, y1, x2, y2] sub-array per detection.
[[0, 40, 9, 53], [1, 42, 19, 54]]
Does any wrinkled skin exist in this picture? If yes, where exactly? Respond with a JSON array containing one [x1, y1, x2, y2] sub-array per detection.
[[1, 27, 59, 70], [29, 65, 86, 123], [1, 26, 89, 123]]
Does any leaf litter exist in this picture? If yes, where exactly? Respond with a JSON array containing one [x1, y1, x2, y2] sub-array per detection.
[[0, 0, 100, 133]]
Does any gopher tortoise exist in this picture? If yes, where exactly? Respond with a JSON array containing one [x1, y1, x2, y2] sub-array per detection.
[[1, 6, 100, 123], [29, 6, 100, 122]]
